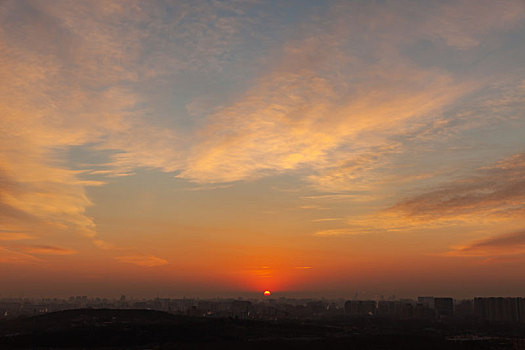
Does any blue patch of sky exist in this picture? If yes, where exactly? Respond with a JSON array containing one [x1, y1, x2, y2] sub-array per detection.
[[60, 144, 124, 171]]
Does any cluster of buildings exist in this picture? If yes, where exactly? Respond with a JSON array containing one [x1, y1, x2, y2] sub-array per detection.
[[345, 297, 525, 323], [0, 296, 341, 320], [474, 297, 525, 323], [344, 297, 454, 319], [1, 295, 525, 323]]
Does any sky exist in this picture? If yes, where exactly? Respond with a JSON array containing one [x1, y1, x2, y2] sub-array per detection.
[[1, 0, 524, 299]]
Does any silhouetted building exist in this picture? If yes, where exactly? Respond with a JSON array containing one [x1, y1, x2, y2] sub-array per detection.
[[306, 301, 327, 315], [455, 299, 475, 319], [231, 300, 251, 319], [134, 301, 147, 308], [414, 303, 435, 319], [377, 301, 396, 316], [520, 298, 525, 324], [417, 296, 435, 309], [434, 298, 454, 318], [345, 300, 376, 316], [474, 297, 522, 323], [377, 300, 415, 319]]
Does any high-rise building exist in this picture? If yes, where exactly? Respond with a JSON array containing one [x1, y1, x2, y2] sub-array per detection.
[[417, 296, 435, 309], [434, 298, 454, 317], [474, 297, 522, 323], [519, 298, 525, 324], [454, 299, 474, 319], [344, 300, 376, 315]]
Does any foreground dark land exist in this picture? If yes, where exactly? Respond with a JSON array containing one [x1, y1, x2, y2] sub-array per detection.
[[1, 309, 525, 349]]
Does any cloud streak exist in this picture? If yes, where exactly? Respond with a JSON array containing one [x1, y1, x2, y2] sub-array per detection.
[[115, 255, 168, 267], [18, 245, 77, 256], [313, 152, 525, 236], [0, 232, 33, 241], [390, 152, 525, 222], [446, 230, 525, 258]]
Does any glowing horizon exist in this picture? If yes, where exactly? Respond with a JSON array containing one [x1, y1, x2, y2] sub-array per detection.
[[1, 0, 524, 299]]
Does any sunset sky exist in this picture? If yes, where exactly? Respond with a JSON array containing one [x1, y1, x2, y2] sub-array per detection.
[[1, 0, 524, 299]]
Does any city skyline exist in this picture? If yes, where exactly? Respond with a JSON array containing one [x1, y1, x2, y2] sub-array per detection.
[[1, 0, 525, 298], [3, 294, 525, 325]]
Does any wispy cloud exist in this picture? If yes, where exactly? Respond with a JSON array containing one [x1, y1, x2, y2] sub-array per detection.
[[314, 229, 364, 237], [298, 205, 328, 210], [177, 43, 467, 184], [313, 152, 525, 236], [311, 218, 343, 223], [18, 245, 77, 256], [446, 230, 525, 258], [0, 246, 40, 264], [465, 230, 525, 249], [303, 194, 369, 201], [115, 255, 168, 267], [390, 152, 525, 222], [0, 232, 33, 241], [250, 266, 273, 278]]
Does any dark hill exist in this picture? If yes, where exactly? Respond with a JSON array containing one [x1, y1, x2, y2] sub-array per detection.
[[0, 308, 343, 349]]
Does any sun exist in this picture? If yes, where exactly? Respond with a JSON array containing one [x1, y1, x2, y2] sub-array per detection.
[[263, 290, 271, 296]]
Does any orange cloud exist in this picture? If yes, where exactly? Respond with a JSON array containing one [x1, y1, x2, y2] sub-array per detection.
[[312, 153, 525, 237], [311, 218, 343, 223], [314, 229, 363, 237], [115, 255, 168, 267], [18, 245, 77, 256], [446, 230, 525, 258], [177, 51, 468, 184], [0, 246, 40, 264], [0, 232, 33, 240], [390, 152, 525, 221]]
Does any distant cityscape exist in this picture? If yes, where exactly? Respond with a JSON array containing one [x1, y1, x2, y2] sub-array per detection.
[[2, 295, 525, 324]]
